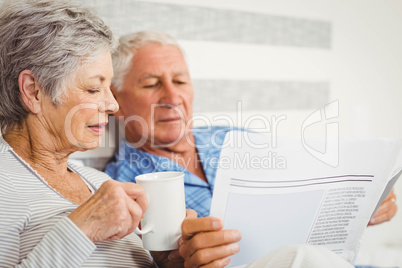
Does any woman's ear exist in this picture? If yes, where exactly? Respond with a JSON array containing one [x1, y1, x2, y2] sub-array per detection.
[[18, 70, 42, 114], [110, 84, 123, 118]]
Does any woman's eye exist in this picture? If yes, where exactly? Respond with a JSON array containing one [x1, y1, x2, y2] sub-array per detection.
[[143, 84, 156, 88], [88, 88, 100, 94]]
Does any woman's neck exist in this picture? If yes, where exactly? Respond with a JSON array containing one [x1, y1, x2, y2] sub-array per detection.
[[4, 121, 72, 177], [4, 119, 93, 205]]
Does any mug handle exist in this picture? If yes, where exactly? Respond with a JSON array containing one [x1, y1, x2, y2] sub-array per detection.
[[134, 224, 154, 235]]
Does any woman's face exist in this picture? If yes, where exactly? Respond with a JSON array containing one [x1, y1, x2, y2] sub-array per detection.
[[40, 51, 118, 151]]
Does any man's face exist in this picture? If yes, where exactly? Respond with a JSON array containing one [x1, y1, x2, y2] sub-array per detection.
[[116, 43, 194, 148]]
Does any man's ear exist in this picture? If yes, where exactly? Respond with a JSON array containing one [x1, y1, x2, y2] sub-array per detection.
[[18, 70, 42, 114], [110, 84, 123, 118]]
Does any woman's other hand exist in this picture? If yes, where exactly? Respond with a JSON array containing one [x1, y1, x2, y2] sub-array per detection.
[[68, 180, 147, 242]]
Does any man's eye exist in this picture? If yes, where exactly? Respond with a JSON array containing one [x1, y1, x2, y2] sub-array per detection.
[[143, 81, 161, 88], [175, 81, 186, 85]]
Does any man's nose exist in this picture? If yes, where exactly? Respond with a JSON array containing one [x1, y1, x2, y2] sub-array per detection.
[[159, 82, 182, 107]]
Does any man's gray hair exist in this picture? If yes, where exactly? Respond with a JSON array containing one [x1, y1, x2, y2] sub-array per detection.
[[0, 0, 117, 135], [112, 31, 182, 92]]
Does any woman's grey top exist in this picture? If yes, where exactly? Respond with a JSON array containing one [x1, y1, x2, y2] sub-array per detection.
[[0, 137, 155, 267]]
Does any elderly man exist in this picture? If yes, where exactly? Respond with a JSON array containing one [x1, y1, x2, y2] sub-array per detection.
[[105, 31, 233, 218], [105, 30, 397, 226]]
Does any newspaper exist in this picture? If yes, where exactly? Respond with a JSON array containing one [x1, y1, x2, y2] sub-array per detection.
[[210, 131, 402, 267]]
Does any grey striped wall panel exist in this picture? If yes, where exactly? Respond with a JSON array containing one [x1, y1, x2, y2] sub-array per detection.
[[1, 0, 332, 50], [85, 0, 331, 48], [192, 80, 329, 112], [82, 0, 331, 112]]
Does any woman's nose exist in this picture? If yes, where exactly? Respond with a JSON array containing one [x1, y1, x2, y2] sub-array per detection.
[[101, 88, 120, 114]]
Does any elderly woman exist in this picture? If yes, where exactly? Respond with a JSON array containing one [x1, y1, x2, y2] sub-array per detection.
[[0, 0, 244, 267]]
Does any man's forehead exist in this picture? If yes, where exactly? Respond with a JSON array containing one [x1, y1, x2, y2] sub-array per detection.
[[138, 71, 190, 82], [133, 43, 186, 63], [131, 47, 189, 78]]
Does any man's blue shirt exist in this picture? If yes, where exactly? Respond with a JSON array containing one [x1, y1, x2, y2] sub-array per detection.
[[105, 126, 232, 217]]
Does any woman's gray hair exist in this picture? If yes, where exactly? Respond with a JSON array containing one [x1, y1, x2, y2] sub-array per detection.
[[112, 31, 182, 92], [0, 0, 117, 135]]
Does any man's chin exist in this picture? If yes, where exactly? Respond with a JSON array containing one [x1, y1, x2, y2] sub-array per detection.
[[152, 137, 183, 148], [152, 131, 188, 148]]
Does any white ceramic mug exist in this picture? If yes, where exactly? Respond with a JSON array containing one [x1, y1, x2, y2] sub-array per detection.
[[134, 171, 186, 251]]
